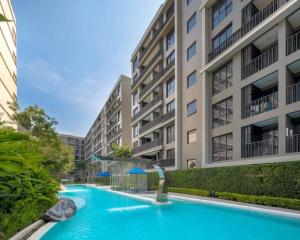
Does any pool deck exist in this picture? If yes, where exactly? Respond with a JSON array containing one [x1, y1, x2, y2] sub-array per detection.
[[25, 184, 300, 240]]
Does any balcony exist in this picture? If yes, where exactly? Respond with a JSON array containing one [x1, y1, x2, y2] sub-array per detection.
[[132, 49, 163, 90], [287, 30, 300, 55], [139, 9, 174, 63], [244, 92, 278, 118], [243, 138, 278, 158], [158, 158, 175, 168], [208, 0, 288, 62], [107, 129, 121, 142], [242, 44, 278, 79], [286, 134, 300, 153], [139, 109, 175, 135], [132, 137, 163, 155], [132, 92, 163, 122], [139, 60, 175, 99], [106, 119, 118, 133], [287, 82, 300, 104]]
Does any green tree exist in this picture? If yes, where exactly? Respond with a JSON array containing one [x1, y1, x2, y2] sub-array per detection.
[[9, 102, 75, 178], [112, 144, 132, 158]]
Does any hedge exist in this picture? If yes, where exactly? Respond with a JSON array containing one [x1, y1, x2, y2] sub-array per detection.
[[95, 177, 110, 186], [166, 187, 300, 210], [147, 161, 300, 199]]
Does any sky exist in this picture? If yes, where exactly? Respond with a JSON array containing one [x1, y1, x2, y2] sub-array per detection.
[[14, 0, 163, 137]]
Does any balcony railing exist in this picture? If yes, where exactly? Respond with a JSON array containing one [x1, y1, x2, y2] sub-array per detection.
[[107, 129, 121, 142], [158, 158, 175, 168], [106, 119, 118, 133], [139, 60, 175, 99], [139, 109, 175, 135], [287, 82, 300, 104], [208, 0, 288, 62], [132, 93, 163, 122], [139, 11, 174, 61], [132, 137, 163, 155], [244, 92, 278, 118], [286, 134, 300, 153], [242, 44, 278, 79], [107, 101, 121, 120], [132, 49, 163, 90], [242, 138, 278, 158], [286, 31, 300, 55]]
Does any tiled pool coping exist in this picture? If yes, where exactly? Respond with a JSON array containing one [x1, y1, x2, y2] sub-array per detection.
[[27, 184, 300, 240]]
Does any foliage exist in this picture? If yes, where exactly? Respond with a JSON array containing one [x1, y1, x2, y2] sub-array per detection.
[[148, 161, 300, 199], [0, 127, 59, 239], [112, 144, 132, 158], [0, 14, 10, 22], [95, 177, 110, 186], [9, 102, 75, 178], [168, 187, 211, 197]]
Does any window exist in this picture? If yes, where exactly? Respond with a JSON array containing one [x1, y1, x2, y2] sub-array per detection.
[[212, 0, 232, 28], [166, 78, 175, 97], [166, 29, 175, 50], [133, 92, 138, 105], [212, 133, 233, 162], [187, 129, 197, 144], [133, 107, 138, 116], [186, 0, 192, 6], [187, 100, 196, 116], [167, 50, 175, 65], [133, 125, 138, 137], [167, 125, 175, 143], [167, 148, 175, 159], [187, 12, 196, 33], [213, 61, 233, 95], [212, 97, 233, 128], [212, 25, 232, 51], [187, 41, 196, 61], [167, 100, 175, 112], [187, 71, 197, 88], [133, 141, 138, 148], [132, 57, 139, 73]]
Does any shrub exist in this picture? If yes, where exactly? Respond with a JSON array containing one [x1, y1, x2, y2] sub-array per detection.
[[216, 192, 300, 210], [168, 187, 211, 197], [95, 177, 110, 186], [147, 161, 300, 199]]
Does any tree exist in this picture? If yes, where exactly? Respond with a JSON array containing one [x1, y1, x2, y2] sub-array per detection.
[[8, 102, 75, 178], [112, 144, 132, 158]]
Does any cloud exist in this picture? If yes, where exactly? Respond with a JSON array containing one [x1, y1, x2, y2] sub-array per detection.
[[20, 59, 115, 114]]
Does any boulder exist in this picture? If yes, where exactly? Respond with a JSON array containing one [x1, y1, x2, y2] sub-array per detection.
[[43, 198, 77, 222]]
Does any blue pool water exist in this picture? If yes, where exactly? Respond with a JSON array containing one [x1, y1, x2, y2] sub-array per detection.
[[42, 185, 300, 240]]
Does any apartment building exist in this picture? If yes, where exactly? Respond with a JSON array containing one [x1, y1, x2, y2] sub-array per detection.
[[130, 0, 300, 169], [59, 134, 85, 161], [85, 75, 132, 160], [0, 0, 17, 127]]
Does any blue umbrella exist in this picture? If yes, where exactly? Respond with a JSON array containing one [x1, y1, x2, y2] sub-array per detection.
[[127, 167, 146, 175], [96, 171, 111, 177]]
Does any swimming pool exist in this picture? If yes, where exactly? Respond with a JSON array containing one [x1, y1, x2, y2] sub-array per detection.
[[41, 185, 300, 240]]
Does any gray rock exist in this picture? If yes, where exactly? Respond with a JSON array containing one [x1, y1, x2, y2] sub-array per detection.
[[43, 198, 77, 222]]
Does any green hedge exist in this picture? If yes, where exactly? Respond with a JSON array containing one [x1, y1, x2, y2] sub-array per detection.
[[148, 161, 300, 199], [95, 177, 110, 186], [166, 187, 300, 210]]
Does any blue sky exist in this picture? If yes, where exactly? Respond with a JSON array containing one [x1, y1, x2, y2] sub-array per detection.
[[14, 0, 163, 136]]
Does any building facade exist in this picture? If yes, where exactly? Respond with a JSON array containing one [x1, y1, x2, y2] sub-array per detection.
[[0, 0, 17, 126], [85, 75, 132, 160], [130, 0, 300, 169], [59, 134, 85, 161]]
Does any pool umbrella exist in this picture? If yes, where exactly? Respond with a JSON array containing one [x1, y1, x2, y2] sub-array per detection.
[[96, 171, 111, 177], [127, 168, 146, 193]]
